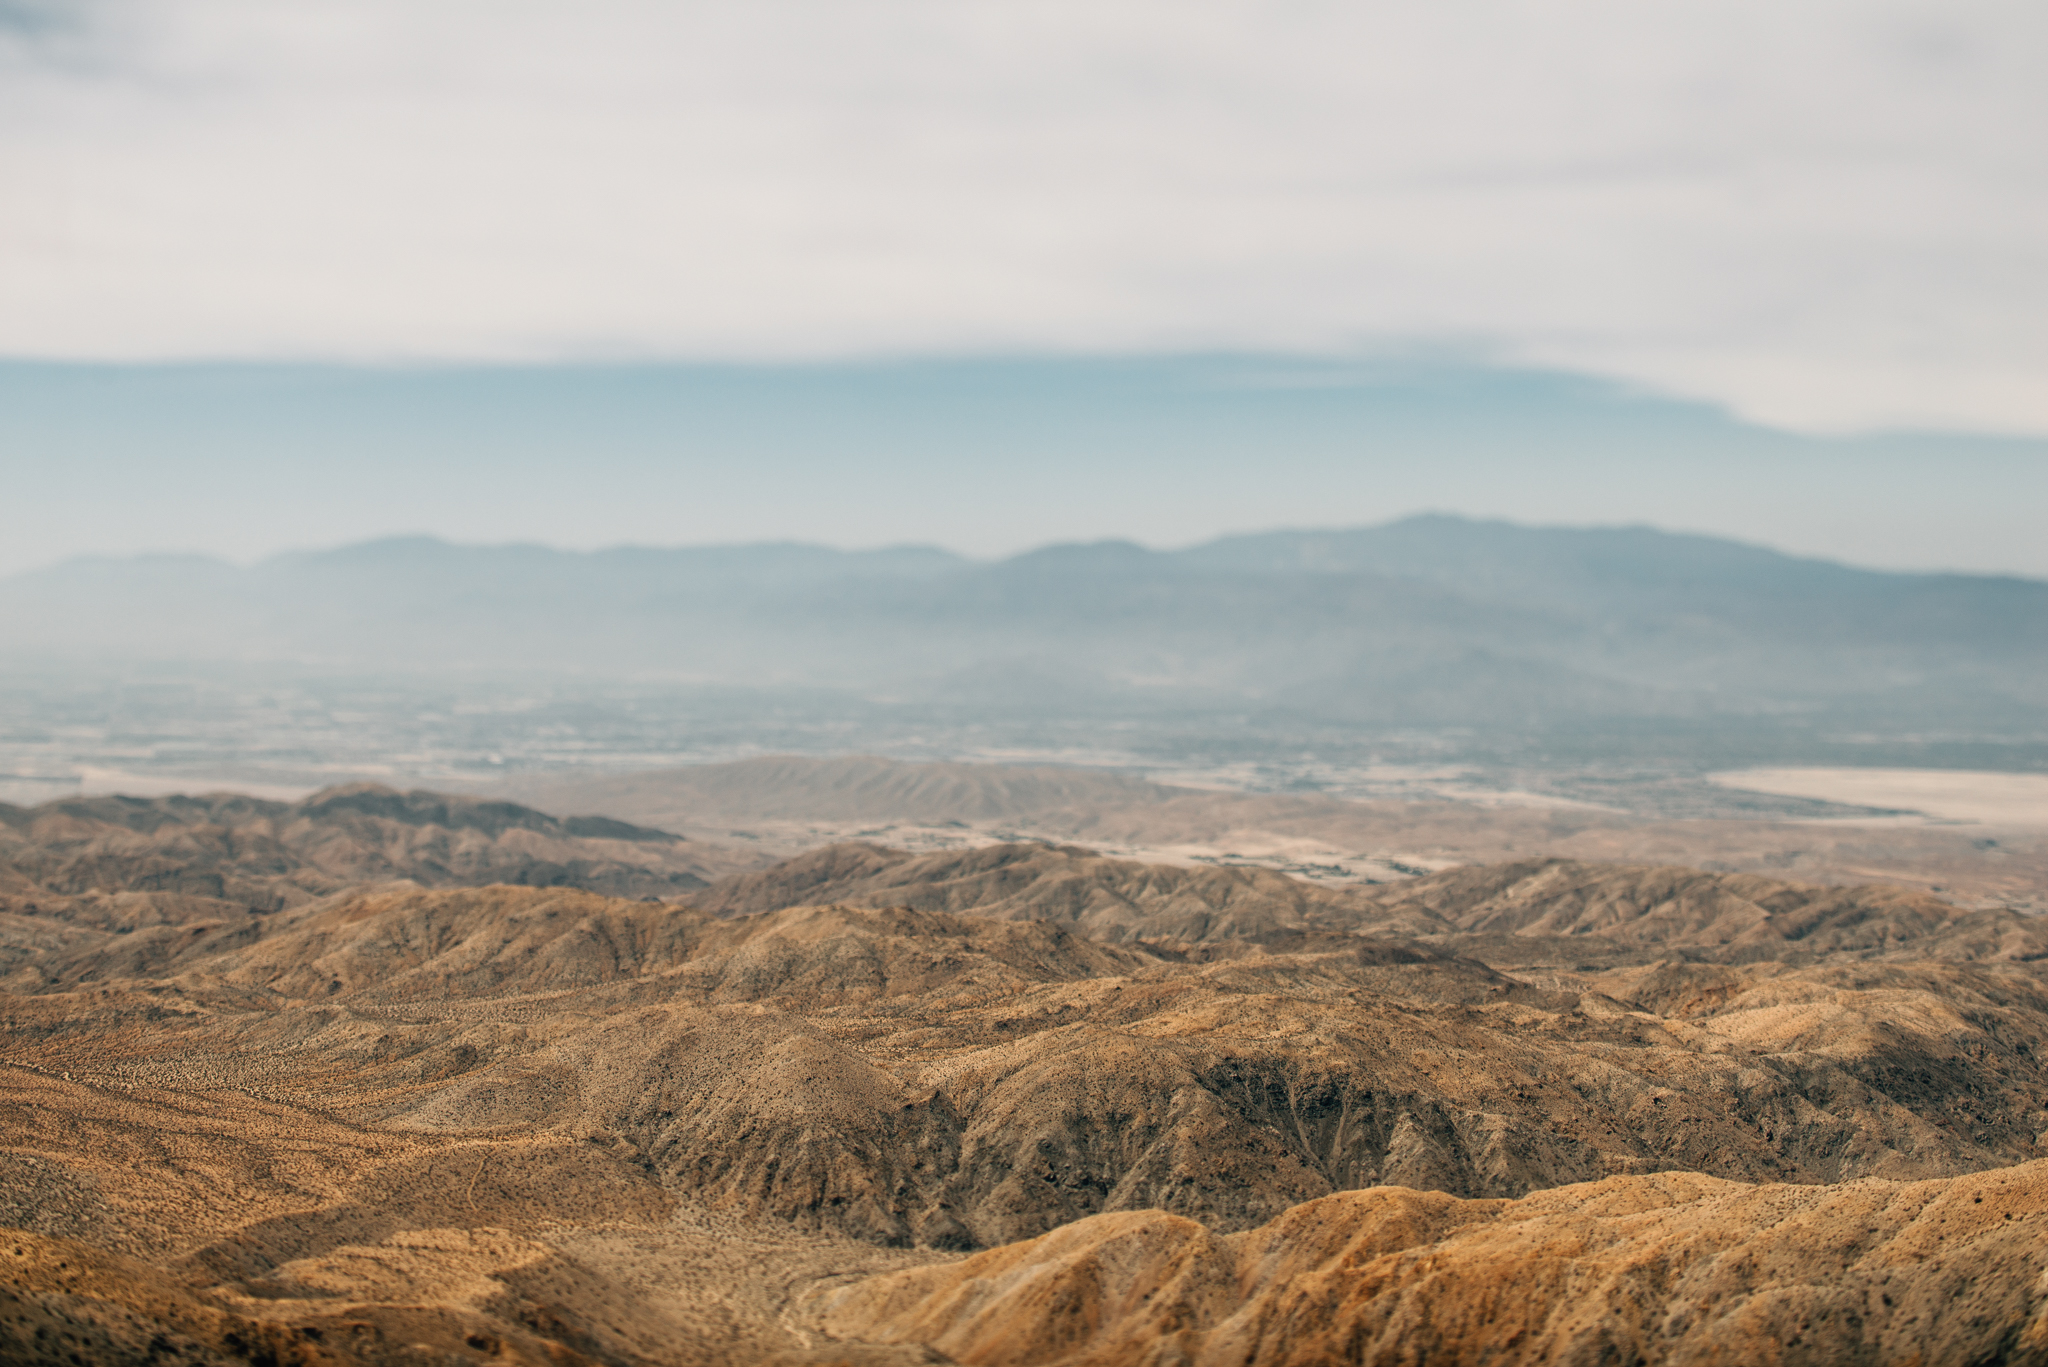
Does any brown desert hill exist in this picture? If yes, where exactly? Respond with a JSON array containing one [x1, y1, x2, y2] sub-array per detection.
[[998, 785, 2048, 910], [809, 1160, 2048, 1367], [0, 783, 754, 958], [207, 889, 1140, 1008], [491, 754, 1172, 832], [689, 842, 2048, 965], [689, 840, 1345, 943], [9, 877, 2047, 1256], [8, 1144, 2048, 1367], [0, 1226, 616, 1367], [0, 1062, 937, 1367], [6, 817, 2048, 1366], [1351, 856, 2048, 966]]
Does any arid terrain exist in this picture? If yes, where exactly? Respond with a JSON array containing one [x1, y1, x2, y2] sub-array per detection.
[[5, 763, 2048, 1365], [496, 755, 2048, 909]]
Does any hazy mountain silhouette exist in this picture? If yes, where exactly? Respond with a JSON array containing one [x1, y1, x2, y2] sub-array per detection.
[[4, 517, 2042, 736]]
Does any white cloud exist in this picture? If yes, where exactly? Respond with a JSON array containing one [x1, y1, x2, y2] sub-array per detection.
[[1, 0, 2043, 432]]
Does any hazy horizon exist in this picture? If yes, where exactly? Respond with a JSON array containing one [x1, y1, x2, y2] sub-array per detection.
[[15, 513, 2048, 588], [4, 2, 2042, 797], [8, 355, 2047, 581]]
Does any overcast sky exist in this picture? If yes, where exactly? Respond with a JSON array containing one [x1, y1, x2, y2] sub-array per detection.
[[3, 0, 2044, 436]]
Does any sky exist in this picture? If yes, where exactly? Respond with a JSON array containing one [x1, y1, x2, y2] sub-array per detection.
[[5, 356, 2046, 579], [0, 1, 2043, 576]]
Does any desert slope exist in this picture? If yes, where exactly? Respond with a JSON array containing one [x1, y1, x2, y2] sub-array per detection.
[[811, 1161, 2048, 1366], [4, 806, 2047, 1365], [689, 840, 1343, 943], [8, 878, 2047, 1250], [0, 783, 748, 906], [689, 842, 2048, 963]]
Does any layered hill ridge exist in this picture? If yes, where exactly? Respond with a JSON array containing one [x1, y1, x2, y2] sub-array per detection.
[[5, 782, 2048, 1365], [8, 518, 2045, 734], [9, 873, 2047, 1256], [1355, 857, 2048, 966], [9, 1156, 2048, 1365], [0, 782, 748, 936], [487, 753, 2048, 911], [688, 841, 1338, 944], [687, 841, 2048, 964], [11, 824, 2043, 1001]]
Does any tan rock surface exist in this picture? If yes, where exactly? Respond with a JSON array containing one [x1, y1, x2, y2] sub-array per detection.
[[1024, 786, 2048, 908], [0, 784, 772, 993], [1353, 856, 2048, 965]]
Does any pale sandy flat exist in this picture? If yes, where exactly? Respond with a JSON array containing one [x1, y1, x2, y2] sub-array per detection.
[[1709, 767, 2048, 827]]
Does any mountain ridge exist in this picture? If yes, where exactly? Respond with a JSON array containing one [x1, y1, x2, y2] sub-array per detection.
[[20, 513, 2044, 591], [0, 784, 754, 970], [5, 516, 2041, 735]]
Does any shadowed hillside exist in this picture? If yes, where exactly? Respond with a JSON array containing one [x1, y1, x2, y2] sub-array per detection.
[[0, 784, 751, 952]]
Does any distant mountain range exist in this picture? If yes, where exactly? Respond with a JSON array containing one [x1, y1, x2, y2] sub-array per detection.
[[4, 516, 2043, 735]]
